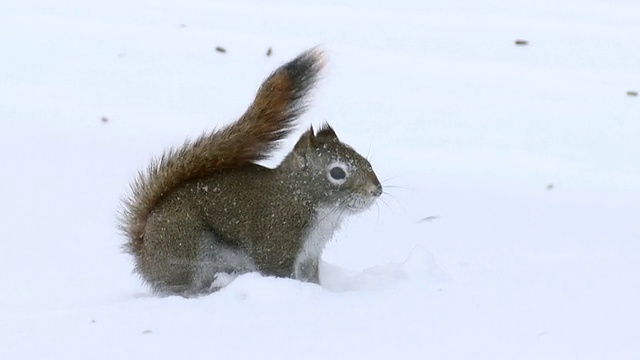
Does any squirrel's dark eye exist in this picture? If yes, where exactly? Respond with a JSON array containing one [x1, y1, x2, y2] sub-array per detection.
[[329, 166, 346, 180]]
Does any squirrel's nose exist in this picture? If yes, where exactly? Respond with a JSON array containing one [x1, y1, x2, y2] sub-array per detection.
[[369, 183, 383, 198]]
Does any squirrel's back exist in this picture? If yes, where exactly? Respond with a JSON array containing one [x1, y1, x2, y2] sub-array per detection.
[[119, 49, 324, 256]]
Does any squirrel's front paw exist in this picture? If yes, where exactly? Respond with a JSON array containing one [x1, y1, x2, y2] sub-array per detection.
[[294, 259, 320, 284]]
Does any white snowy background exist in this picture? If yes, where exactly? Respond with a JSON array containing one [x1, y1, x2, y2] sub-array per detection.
[[1, 0, 639, 358]]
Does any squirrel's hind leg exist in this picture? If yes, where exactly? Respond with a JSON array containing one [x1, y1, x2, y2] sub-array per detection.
[[140, 215, 255, 295], [193, 231, 257, 292]]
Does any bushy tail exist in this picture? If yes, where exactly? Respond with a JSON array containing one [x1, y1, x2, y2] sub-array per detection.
[[119, 48, 324, 255]]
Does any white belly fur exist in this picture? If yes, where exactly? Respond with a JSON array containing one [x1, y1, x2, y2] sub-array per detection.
[[294, 206, 345, 280]]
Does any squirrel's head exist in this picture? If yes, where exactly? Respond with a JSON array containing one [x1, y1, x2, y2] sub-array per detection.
[[285, 123, 382, 213]]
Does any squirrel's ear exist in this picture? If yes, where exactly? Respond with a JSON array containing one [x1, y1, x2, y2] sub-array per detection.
[[292, 128, 315, 167], [315, 123, 339, 142]]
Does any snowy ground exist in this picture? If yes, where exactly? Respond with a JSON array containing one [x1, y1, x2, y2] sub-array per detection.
[[1, 0, 639, 358]]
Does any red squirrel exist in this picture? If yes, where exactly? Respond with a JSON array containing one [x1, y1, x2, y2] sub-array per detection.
[[119, 49, 382, 295]]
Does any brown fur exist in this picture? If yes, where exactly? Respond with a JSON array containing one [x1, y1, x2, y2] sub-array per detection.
[[119, 49, 323, 256], [118, 48, 382, 295]]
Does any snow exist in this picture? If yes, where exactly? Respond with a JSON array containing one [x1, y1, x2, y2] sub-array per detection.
[[1, 0, 639, 358]]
